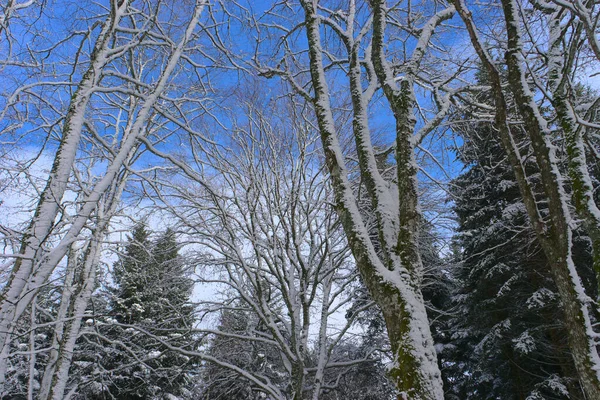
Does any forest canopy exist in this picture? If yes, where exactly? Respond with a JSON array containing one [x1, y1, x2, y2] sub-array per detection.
[[0, 0, 600, 399]]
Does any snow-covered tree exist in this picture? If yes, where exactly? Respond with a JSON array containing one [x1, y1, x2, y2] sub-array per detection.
[[0, 0, 215, 393], [254, 1, 463, 396], [452, 0, 600, 396], [112, 224, 153, 324], [199, 305, 288, 400], [447, 96, 586, 398], [146, 89, 378, 399], [3, 0, 600, 398], [73, 225, 198, 400], [3, 286, 57, 399]]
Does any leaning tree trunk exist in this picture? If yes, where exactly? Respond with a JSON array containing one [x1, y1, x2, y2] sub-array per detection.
[[0, 2, 128, 390], [453, 1, 600, 397], [37, 245, 80, 400], [40, 171, 128, 400], [42, 233, 101, 400], [0, 1, 206, 392]]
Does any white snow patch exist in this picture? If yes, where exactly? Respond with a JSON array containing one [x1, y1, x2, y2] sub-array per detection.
[[513, 331, 535, 354], [526, 288, 556, 309], [147, 350, 161, 359]]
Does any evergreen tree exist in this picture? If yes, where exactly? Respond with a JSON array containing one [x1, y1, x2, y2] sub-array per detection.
[[446, 88, 587, 399], [150, 229, 195, 329], [113, 224, 153, 324], [73, 225, 198, 400]]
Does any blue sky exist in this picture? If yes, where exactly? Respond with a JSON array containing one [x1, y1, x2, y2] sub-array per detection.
[[0, 0, 466, 241]]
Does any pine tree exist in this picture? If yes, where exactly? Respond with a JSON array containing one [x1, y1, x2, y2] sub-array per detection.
[[113, 224, 152, 324], [150, 229, 195, 329]]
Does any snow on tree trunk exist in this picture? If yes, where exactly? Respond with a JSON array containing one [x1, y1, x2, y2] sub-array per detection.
[[546, 7, 600, 295], [452, 0, 600, 397], [0, 2, 128, 390], [311, 270, 332, 400], [299, 1, 444, 398], [44, 229, 100, 400], [548, 0, 600, 62], [40, 172, 127, 400], [37, 245, 80, 400], [0, 1, 206, 393]]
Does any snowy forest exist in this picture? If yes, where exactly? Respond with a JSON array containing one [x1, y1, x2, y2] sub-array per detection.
[[1, 0, 600, 399]]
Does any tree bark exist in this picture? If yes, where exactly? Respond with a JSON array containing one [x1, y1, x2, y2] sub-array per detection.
[[0, 1, 206, 393], [38, 245, 80, 400], [299, 1, 444, 398], [452, 1, 600, 397], [0, 2, 128, 390]]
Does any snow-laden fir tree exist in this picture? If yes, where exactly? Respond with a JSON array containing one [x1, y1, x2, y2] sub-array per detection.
[[112, 224, 152, 324], [446, 85, 590, 399], [72, 225, 198, 400]]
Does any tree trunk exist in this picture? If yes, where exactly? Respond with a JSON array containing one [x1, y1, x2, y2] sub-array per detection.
[[0, 1, 205, 393], [38, 245, 80, 400], [0, 3, 128, 390], [299, 1, 444, 398], [546, 10, 600, 296], [44, 233, 101, 400], [452, 1, 600, 397]]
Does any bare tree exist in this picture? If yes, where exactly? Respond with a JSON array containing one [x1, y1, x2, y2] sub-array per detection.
[[254, 1, 463, 397], [0, 0, 210, 393], [545, 0, 600, 62], [6, 0, 599, 398], [37, 168, 129, 400], [141, 90, 383, 399], [0, 0, 38, 47]]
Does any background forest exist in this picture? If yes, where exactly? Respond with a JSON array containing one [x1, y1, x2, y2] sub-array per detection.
[[1, 0, 600, 399]]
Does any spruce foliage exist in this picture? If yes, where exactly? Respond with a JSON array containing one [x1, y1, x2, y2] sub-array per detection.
[[446, 87, 586, 399], [74, 224, 198, 400]]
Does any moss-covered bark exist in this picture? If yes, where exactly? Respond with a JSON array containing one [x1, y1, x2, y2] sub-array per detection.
[[299, 1, 444, 398], [453, 1, 600, 397]]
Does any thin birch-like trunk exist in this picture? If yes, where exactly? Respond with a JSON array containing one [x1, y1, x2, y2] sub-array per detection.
[[311, 270, 331, 400], [37, 245, 80, 400], [0, 1, 128, 390], [39, 171, 128, 399], [0, 1, 205, 392], [27, 298, 36, 400], [43, 232, 101, 400]]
